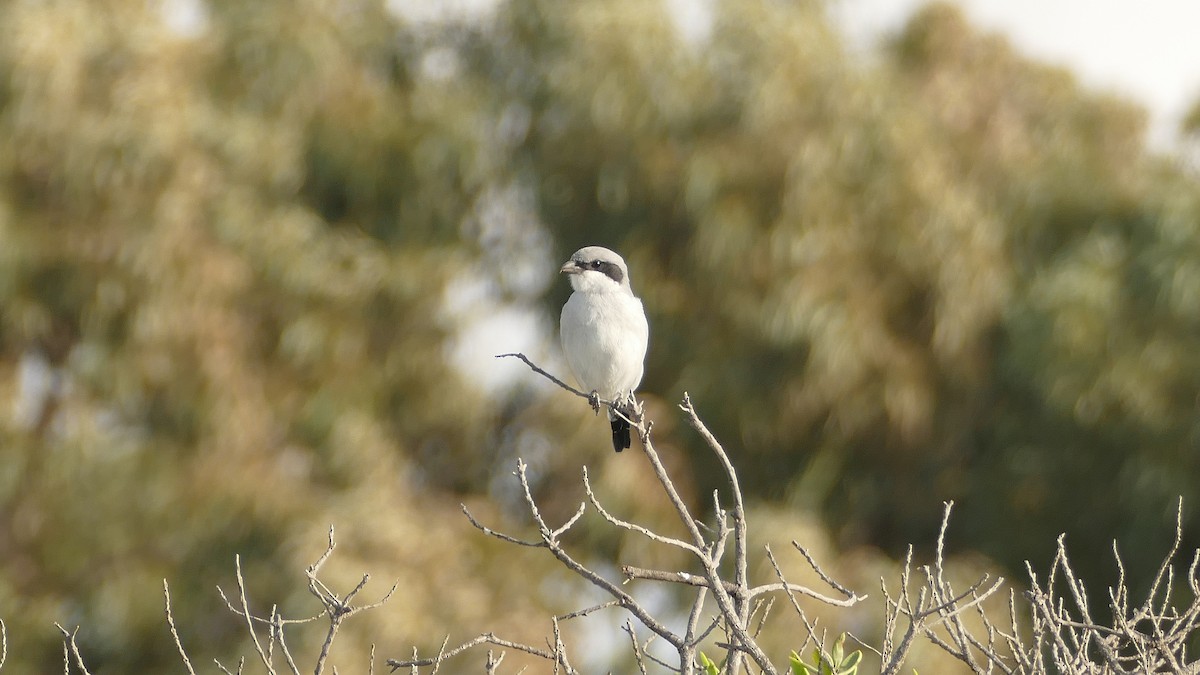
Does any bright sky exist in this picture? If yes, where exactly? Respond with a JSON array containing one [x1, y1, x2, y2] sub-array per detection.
[[387, 0, 1200, 149], [834, 0, 1200, 150]]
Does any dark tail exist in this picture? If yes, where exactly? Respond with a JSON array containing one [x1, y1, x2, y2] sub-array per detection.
[[610, 416, 631, 452]]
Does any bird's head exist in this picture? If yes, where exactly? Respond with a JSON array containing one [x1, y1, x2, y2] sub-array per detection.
[[560, 246, 632, 294]]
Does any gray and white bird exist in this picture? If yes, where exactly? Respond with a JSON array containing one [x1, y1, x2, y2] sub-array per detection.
[[559, 246, 649, 452]]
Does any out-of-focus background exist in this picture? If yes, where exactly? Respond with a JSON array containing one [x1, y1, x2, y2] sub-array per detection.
[[2, 0, 1199, 671]]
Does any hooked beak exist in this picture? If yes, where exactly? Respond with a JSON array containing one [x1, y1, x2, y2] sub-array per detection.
[[560, 260, 582, 275]]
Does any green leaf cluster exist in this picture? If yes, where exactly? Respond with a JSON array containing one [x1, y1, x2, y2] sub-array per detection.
[[789, 634, 863, 675]]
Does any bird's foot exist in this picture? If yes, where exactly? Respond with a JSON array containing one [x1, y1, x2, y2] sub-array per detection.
[[608, 395, 641, 425], [588, 390, 601, 415]]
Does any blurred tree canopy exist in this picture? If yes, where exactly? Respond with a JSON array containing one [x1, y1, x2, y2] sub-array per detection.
[[1, 0, 1199, 670], [488, 0, 1200, 583]]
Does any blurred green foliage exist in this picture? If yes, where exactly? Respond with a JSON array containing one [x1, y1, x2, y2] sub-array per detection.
[[494, 0, 1200, 585], [1, 0, 1199, 670]]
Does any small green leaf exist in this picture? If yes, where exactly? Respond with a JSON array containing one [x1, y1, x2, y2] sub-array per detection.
[[840, 649, 862, 671], [789, 650, 812, 675], [698, 651, 720, 675]]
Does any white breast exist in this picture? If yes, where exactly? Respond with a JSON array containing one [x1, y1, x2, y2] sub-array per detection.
[[560, 290, 649, 401]]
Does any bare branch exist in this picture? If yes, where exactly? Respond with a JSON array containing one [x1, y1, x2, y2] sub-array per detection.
[[634, 414, 707, 552], [556, 600, 622, 621], [231, 554, 276, 674], [54, 624, 91, 675], [792, 541, 862, 602], [272, 607, 302, 675], [299, 532, 397, 675], [496, 353, 606, 405], [497, 351, 642, 432], [551, 501, 588, 540], [583, 467, 702, 555], [163, 580, 198, 675], [213, 656, 244, 675], [387, 633, 562, 670], [513, 460, 686, 647], [461, 503, 545, 548], [623, 620, 651, 675]]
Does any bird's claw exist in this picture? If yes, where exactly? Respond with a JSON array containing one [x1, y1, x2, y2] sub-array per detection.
[[588, 391, 601, 415]]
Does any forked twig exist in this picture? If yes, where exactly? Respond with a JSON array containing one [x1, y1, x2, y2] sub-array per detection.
[[54, 624, 92, 675]]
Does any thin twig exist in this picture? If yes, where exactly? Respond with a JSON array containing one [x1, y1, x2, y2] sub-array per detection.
[[680, 393, 771, 675], [54, 624, 92, 675], [583, 467, 702, 555], [302, 530, 397, 675], [461, 503, 545, 547], [163, 580, 198, 675], [387, 633, 561, 669], [623, 620, 650, 675], [557, 600, 622, 621], [233, 554, 275, 674], [273, 607, 302, 675], [496, 353, 622, 410], [792, 542, 862, 601]]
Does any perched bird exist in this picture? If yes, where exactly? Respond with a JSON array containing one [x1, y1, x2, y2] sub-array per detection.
[[559, 246, 649, 452]]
